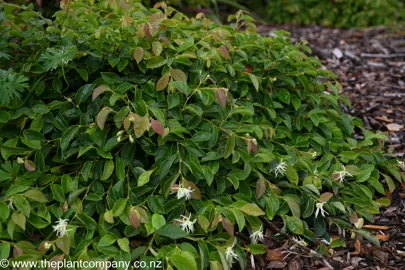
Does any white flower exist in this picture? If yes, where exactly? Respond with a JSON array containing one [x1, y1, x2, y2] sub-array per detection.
[[129, 135, 135, 144], [116, 130, 125, 137], [173, 183, 194, 200], [44, 242, 52, 249], [17, 157, 25, 164], [53, 218, 69, 237], [250, 226, 264, 244], [175, 213, 196, 234], [315, 202, 329, 218], [397, 160, 405, 170], [274, 160, 287, 177], [292, 236, 307, 247], [8, 201, 14, 210], [320, 239, 330, 246], [225, 245, 238, 263], [333, 165, 352, 183]]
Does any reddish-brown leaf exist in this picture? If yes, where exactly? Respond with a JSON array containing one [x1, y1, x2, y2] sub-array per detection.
[[222, 217, 234, 236], [13, 246, 24, 257], [133, 47, 144, 64], [256, 177, 266, 199], [96, 107, 112, 130], [151, 119, 164, 136], [245, 66, 253, 73], [143, 24, 151, 40], [246, 138, 258, 153], [129, 209, 141, 228], [319, 192, 334, 203], [219, 45, 230, 59], [156, 75, 169, 91], [170, 68, 187, 82], [215, 88, 228, 109], [92, 85, 110, 101], [24, 160, 36, 172]]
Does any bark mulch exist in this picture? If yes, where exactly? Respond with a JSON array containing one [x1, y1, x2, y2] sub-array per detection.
[[251, 24, 405, 270]]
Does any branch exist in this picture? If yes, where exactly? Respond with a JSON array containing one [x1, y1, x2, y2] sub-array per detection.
[[360, 53, 405, 58], [260, 217, 335, 270]]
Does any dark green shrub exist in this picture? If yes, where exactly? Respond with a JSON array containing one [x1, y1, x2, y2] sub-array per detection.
[[0, 1, 404, 267], [264, 0, 405, 28]]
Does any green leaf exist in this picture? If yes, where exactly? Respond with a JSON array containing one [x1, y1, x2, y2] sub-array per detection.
[[0, 242, 10, 259], [56, 235, 71, 255], [157, 224, 187, 239], [115, 156, 125, 181], [248, 244, 266, 254], [0, 202, 10, 221], [170, 252, 197, 270], [60, 126, 79, 150], [169, 81, 190, 95], [138, 169, 155, 187], [285, 216, 304, 235], [117, 238, 130, 253], [286, 166, 299, 186], [229, 106, 254, 117], [51, 184, 66, 203], [100, 160, 114, 181], [23, 190, 47, 203], [12, 212, 26, 230], [240, 203, 265, 216], [112, 198, 128, 217], [283, 196, 300, 217], [98, 234, 117, 247], [224, 134, 236, 158], [23, 129, 45, 141], [101, 72, 121, 83], [13, 194, 31, 217], [147, 56, 167, 69], [75, 84, 95, 104], [152, 213, 166, 230], [248, 73, 259, 91]]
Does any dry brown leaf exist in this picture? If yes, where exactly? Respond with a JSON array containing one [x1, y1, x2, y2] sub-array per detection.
[[266, 248, 285, 261], [351, 239, 362, 255]]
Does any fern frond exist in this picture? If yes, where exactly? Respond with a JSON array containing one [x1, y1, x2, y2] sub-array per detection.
[[39, 46, 77, 71], [0, 69, 29, 106]]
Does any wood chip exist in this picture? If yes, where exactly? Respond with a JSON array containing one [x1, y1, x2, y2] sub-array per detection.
[[375, 116, 394, 123], [386, 123, 404, 132]]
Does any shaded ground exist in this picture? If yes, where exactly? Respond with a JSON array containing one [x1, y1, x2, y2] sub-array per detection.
[[252, 24, 405, 270]]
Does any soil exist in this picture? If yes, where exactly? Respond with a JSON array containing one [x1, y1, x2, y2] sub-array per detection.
[[252, 24, 405, 270]]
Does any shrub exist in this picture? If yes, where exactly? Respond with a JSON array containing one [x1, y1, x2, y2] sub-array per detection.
[[0, 1, 404, 268], [264, 0, 405, 28]]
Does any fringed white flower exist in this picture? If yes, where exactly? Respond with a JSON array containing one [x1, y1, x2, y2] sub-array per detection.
[[250, 226, 264, 244], [175, 213, 196, 234], [397, 160, 405, 170], [225, 244, 238, 263], [53, 218, 69, 237], [173, 182, 194, 200], [274, 160, 287, 177], [333, 165, 352, 183], [315, 202, 328, 218]]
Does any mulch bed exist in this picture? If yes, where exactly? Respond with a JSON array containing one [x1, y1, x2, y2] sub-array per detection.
[[251, 24, 405, 270]]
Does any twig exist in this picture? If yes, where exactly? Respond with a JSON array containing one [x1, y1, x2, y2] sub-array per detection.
[[362, 225, 389, 230], [360, 53, 405, 58], [260, 217, 335, 270]]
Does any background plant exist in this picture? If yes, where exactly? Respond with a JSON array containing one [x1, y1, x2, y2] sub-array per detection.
[[0, 1, 404, 268]]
